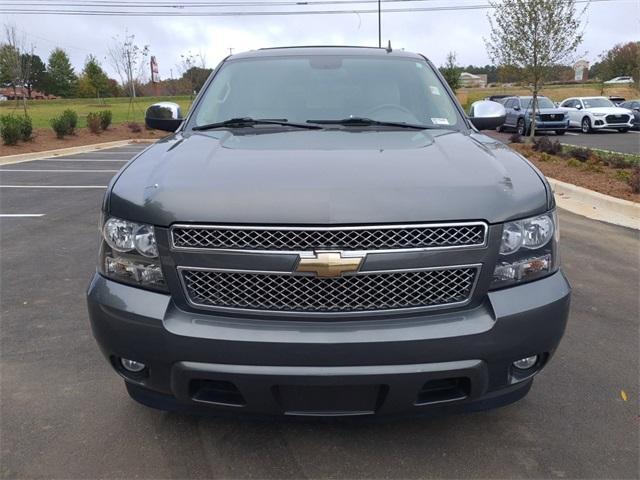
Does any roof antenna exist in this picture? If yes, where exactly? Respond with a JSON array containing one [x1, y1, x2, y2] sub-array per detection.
[[386, 40, 392, 53]]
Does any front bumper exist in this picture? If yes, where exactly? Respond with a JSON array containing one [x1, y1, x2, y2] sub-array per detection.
[[87, 271, 571, 416], [529, 120, 569, 131], [591, 118, 634, 129]]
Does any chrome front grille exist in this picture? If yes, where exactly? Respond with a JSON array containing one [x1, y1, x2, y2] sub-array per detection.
[[179, 266, 479, 314], [171, 223, 487, 252]]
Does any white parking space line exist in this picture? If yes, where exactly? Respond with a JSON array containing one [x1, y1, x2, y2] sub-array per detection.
[[565, 132, 580, 136], [40, 158, 129, 162], [0, 185, 107, 189], [0, 214, 45, 217], [0, 169, 119, 173]]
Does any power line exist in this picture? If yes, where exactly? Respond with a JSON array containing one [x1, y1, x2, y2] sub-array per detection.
[[0, 0, 622, 16]]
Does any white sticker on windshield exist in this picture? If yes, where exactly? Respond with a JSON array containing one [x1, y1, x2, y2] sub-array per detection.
[[431, 118, 450, 125], [429, 86, 441, 96]]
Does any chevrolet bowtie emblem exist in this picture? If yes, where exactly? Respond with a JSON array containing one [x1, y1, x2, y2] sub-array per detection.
[[296, 251, 365, 278]]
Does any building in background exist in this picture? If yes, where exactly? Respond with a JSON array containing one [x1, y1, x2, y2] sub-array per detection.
[[459, 72, 488, 88], [573, 60, 589, 81]]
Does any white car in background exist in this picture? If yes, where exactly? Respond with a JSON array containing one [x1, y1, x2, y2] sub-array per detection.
[[559, 97, 634, 133], [603, 76, 634, 85]]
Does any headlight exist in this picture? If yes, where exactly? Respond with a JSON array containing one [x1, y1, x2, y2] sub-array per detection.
[[99, 216, 166, 291], [491, 211, 559, 289], [592, 112, 606, 117]]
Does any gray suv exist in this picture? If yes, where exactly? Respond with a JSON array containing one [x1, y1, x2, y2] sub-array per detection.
[[87, 47, 570, 417], [499, 96, 569, 136]]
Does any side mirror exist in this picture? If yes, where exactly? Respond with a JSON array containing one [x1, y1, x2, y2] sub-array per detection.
[[576, 104, 583, 110], [513, 105, 521, 111], [468, 100, 506, 131], [145, 102, 183, 132]]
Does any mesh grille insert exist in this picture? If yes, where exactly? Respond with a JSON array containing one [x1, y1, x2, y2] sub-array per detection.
[[172, 224, 486, 251], [181, 267, 478, 313]]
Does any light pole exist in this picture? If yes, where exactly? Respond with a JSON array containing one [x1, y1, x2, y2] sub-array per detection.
[[378, 0, 381, 48]]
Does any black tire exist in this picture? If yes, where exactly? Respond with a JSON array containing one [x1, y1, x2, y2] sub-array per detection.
[[556, 130, 566, 136], [581, 117, 592, 133], [618, 128, 629, 133], [517, 118, 528, 136], [496, 124, 503, 133]]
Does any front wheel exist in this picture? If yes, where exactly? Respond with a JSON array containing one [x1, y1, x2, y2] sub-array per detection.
[[581, 117, 592, 133], [556, 130, 566, 136], [618, 128, 629, 133], [517, 118, 528, 136]]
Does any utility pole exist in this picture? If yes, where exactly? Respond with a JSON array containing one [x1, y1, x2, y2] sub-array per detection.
[[378, 0, 381, 48]]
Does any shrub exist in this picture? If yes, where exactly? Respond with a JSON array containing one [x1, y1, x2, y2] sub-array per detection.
[[99, 110, 112, 130], [539, 153, 552, 162], [86, 112, 102, 134], [509, 133, 523, 144], [127, 122, 142, 133], [533, 136, 562, 155], [50, 115, 70, 139], [615, 170, 631, 183], [629, 166, 640, 194], [18, 115, 33, 141], [567, 158, 582, 168], [0, 115, 21, 145], [569, 147, 591, 162], [583, 162, 603, 173], [61, 109, 78, 135], [605, 154, 632, 169]]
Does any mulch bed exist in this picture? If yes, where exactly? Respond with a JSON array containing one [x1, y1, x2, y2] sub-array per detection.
[[511, 144, 639, 203], [0, 125, 164, 157]]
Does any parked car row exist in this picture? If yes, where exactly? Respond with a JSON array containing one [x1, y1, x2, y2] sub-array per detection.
[[495, 95, 638, 135]]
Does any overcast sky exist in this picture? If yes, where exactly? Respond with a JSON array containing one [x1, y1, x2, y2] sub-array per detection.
[[2, 0, 639, 82]]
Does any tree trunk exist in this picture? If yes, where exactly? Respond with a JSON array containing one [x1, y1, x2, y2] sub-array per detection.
[[529, 88, 538, 139]]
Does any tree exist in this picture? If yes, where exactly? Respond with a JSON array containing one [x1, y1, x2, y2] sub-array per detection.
[[0, 44, 19, 89], [1, 24, 36, 113], [592, 41, 640, 86], [486, 0, 586, 138], [79, 54, 109, 100], [177, 51, 209, 98], [107, 32, 149, 98], [440, 52, 462, 93], [22, 53, 46, 98], [46, 48, 77, 97]]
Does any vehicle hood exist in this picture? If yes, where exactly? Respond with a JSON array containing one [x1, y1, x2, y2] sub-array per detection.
[[585, 106, 632, 115], [534, 107, 566, 115], [108, 129, 550, 226]]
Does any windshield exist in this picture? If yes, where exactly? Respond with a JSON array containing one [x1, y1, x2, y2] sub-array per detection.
[[522, 97, 555, 109], [192, 55, 461, 129], [583, 98, 615, 108]]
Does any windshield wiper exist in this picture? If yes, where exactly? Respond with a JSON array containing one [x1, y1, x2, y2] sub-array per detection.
[[306, 117, 435, 130], [193, 117, 322, 131]]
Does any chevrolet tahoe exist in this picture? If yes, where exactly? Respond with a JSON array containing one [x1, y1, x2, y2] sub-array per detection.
[[87, 46, 571, 417]]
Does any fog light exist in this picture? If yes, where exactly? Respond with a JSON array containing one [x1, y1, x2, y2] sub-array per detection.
[[513, 355, 538, 370], [120, 358, 146, 372]]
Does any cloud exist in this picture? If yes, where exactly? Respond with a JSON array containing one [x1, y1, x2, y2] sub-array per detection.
[[4, 0, 639, 79]]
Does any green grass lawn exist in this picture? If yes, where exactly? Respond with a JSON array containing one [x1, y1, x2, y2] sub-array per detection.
[[0, 96, 193, 129]]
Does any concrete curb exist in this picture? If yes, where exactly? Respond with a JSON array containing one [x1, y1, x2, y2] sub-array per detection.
[[549, 177, 640, 230], [0, 139, 156, 165]]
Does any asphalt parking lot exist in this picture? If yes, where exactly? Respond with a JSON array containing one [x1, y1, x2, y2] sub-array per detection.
[[489, 127, 640, 154], [1, 144, 638, 479]]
